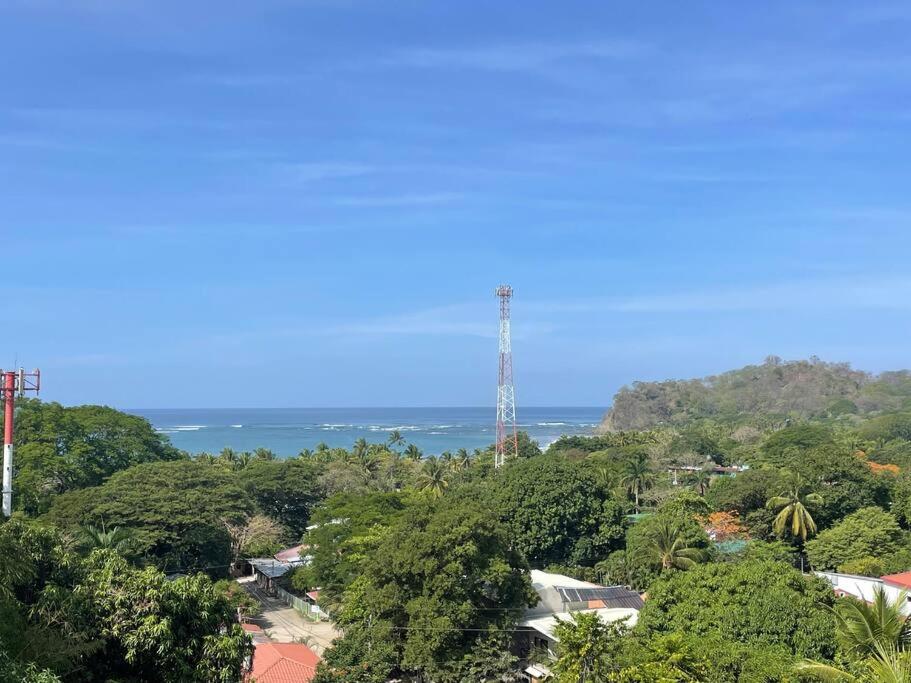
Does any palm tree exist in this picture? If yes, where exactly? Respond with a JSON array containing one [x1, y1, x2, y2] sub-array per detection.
[[254, 447, 275, 461], [796, 641, 911, 682], [834, 587, 911, 658], [417, 457, 449, 498], [404, 444, 423, 462], [689, 467, 713, 496], [219, 447, 238, 466], [351, 438, 369, 462], [794, 588, 911, 682], [646, 520, 705, 571], [80, 524, 136, 555], [386, 430, 405, 451], [235, 452, 253, 470], [451, 448, 472, 473], [766, 474, 822, 542], [621, 452, 655, 513]]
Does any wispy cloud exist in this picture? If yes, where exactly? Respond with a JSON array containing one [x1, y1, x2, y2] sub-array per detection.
[[528, 277, 911, 315], [329, 192, 463, 207], [385, 40, 650, 72], [278, 162, 376, 183]]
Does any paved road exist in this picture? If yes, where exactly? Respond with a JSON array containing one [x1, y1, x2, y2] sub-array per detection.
[[241, 579, 340, 654]]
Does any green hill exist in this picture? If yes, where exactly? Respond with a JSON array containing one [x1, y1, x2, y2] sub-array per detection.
[[601, 356, 911, 431]]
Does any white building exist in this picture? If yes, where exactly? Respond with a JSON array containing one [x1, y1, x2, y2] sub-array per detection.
[[816, 570, 911, 615], [517, 570, 643, 683]]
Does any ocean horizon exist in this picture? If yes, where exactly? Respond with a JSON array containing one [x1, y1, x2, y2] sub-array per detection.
[[128, 406, 606, 457]]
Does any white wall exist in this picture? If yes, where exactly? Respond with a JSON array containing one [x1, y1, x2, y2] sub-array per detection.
[[816, 572, 911, 615]]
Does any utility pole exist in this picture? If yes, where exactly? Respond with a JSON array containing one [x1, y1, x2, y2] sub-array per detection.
[[495, 285, 518, 468], [2, 368, 40, 517]]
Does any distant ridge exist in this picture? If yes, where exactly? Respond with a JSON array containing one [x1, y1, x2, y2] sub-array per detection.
[[600, 356, 911, 431]]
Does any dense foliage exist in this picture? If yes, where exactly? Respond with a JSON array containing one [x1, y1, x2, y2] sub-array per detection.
[[9, 357, 911, 681], [604, 356, 911, 430], [0, 520, 250, 682]]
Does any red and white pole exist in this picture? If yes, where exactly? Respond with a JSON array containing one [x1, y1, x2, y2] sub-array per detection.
[[2, 371, 15, 517]]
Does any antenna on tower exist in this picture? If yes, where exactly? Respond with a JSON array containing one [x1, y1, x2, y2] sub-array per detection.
[[1, 367, 40, 517], [495, 285, 518, 468]]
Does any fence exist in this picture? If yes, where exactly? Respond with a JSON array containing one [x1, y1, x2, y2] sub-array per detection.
[[274, 585, 323, 622]]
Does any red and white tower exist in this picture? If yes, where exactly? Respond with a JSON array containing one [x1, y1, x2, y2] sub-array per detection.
[[2, 368, 40, 517], [495, 285, 518, 468]]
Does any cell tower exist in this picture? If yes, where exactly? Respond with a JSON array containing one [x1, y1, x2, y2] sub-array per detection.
[[2, 368, 40, 517], [495, 285, 518, 468]]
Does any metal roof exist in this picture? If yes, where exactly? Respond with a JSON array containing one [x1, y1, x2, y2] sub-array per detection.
[[249, 558, 293, 579], [555, 585, 644, 610]]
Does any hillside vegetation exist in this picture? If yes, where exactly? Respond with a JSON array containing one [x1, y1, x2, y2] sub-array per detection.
[[602, 356, 911, 431]]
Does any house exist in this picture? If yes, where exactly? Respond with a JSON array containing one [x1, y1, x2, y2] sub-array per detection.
[[241, 622, 271, 645], [668, 464, 748, 485], [817, 570, 911, 615], [516, 570, 644, 683], [246, 642, 320, 683], [274, 544, 311, 566], [249, 558, 294, 594]]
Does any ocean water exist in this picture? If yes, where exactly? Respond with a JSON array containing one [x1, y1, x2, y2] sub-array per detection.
[[128, 407, 606, 457]]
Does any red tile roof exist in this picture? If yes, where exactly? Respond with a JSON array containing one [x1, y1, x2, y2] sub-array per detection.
[[274, 545, 305, 562], [882, 572, 911, 589], [248, 642, 320, 683]]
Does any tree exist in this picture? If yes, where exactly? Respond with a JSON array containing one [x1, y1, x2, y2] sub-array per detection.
[[621, 451, 655, 513], [805, 507, 907, 572], [645, 520, 705, 571], [416, 457, 449, 498], [550, 611, 625, 683], [766, 474, 822, 542], [223, 514, 285, 572], [78, 524, 137, 557], [403, 444, 423, 462], [688, 467, 713, 496], [795, 589, 911, 682], [386, 430, 405, 451], [43, 460, 252, 571], [323, 496, 537, 680], [795, 642, 911, 683], [80, 551, 252, 682], [637, 560, 837, 661], [620, 498, 711, 589], [834, 587, 911, 659], [7, 400, 183, 515], [237, 458, 321, 537], [0, 520, 251, 682], [308, 492, 412, 604], [492, 455, 624, 568]]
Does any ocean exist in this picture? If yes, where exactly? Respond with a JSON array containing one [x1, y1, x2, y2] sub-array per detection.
[[128, 407, 606, 457]]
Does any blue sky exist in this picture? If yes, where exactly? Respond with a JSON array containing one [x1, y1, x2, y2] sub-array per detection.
[[2, 1, 911, 408]]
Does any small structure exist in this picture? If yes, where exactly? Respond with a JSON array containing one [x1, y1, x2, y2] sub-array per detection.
[[517, 570, 643, 682], [817, 570, 911, 615], [274, 544, 311, 566], [668, 463, 748, 485], [249, 558, 293, 594], [305, 590, 331, 620], [246, 642, 320, 683]]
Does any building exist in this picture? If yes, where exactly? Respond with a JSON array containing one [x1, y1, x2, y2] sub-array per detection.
[[517, 570, 644, 682], [817, 570, 911, 615], [249, 558, 294, 594], [246, 642, 320, 683]]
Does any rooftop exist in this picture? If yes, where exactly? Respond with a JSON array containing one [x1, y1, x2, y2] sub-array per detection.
[[882, 572, 911, 589], [248, 642, 320, 683], [519, 608, 639, 642]]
